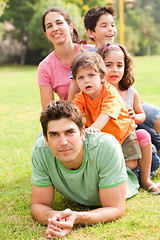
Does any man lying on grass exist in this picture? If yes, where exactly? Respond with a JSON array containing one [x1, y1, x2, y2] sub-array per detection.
[[31, 100, 139, 238]]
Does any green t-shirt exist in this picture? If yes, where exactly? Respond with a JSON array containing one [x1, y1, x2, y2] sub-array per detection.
[[31, 131, 139, 206]]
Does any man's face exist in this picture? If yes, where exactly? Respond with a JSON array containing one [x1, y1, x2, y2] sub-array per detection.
[[87, 13, 117, 48], [44, 118, 85, 170]]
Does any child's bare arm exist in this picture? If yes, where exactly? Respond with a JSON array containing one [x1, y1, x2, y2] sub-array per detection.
[[87, 114, 110, 132], [132, 89, 146, 124], [68, 79, 80, 102]]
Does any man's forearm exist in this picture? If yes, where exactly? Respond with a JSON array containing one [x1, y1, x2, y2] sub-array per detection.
[[73, 206, 125, 225], [45, 206, 124, 239], [31, 203, 58, 225]]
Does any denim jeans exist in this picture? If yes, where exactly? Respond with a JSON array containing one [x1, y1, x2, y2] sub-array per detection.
[[141, 102, 160, 128]]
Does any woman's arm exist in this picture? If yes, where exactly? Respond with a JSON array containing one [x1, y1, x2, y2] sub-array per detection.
[[67, 79, 80, 102], [39, 85, 54, 109]]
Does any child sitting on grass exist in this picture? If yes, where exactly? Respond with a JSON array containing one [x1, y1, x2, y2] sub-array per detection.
[[68, 6, 160, 172], [98, 43, 160, 179], [72, 51, 160, 195]]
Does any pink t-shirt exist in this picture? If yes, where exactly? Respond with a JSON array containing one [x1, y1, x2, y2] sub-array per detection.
[[38, 43, 95, 100]]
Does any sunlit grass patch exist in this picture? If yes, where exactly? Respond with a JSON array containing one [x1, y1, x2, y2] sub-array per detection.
[[0, 56, 160, 239]]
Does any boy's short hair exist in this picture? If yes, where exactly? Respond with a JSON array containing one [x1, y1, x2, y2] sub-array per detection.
[[84, 6, 116, 32], [71, 51, 107, 83], [40, 100, 83, 138]]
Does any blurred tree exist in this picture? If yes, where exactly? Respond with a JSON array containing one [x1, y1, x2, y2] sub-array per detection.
[[1, 0, 84, 64], [83, 0, 105, 8], [151, 0, 160, 24], [1, 0, 37, 64], [64, 0, 90, 16], [116, 24, 140, 55], [0, 0, 8, 39], [0, 0, 8, 17], [1, 0, 160, 65], [125, 0, 160, 55], [64, 0, 108, 15]]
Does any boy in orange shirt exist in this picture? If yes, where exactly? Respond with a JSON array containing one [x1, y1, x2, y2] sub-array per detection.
[[72, 51, 135, 145], [72, 51, 160, 194]]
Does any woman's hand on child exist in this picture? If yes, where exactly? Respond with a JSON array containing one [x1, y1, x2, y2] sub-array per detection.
[[86, 127, 101, 133], [126, 105, 136, 120]]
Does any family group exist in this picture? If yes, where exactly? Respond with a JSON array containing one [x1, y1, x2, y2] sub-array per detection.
[[30, 6, 160, 238]]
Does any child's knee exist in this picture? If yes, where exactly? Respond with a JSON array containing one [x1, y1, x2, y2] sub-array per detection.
[[136, 129, 151, 147]]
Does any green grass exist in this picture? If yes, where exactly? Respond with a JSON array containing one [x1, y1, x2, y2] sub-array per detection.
[[134, 55, 160, 106], [0, 57, 160, 239]]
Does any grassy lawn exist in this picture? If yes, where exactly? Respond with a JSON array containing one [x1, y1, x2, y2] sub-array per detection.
[[0, 56, 160, 240]]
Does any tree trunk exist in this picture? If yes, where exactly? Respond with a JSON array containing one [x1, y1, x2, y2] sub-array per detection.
[[20, 35, 28, 65]]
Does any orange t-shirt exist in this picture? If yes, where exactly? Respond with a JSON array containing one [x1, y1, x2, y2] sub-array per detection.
[[72, 83, 135, 145]]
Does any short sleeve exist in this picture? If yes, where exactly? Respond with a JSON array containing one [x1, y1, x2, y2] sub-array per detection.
[[97, 134, 127, 188], [38, 62, 52, 86], [101, 86, 122, 120], [72, 93, 85, 113], [31, 143, 53, 187]]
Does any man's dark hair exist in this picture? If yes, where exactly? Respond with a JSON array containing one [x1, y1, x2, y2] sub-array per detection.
[[84, 6, 116, 33], [40, 101, 83, 138]]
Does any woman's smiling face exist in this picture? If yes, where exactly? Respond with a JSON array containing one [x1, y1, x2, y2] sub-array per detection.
[[44, 11, 73, 46]]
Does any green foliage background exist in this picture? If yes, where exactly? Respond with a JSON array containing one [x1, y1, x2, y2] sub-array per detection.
[[1, 0, 160, 64]]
